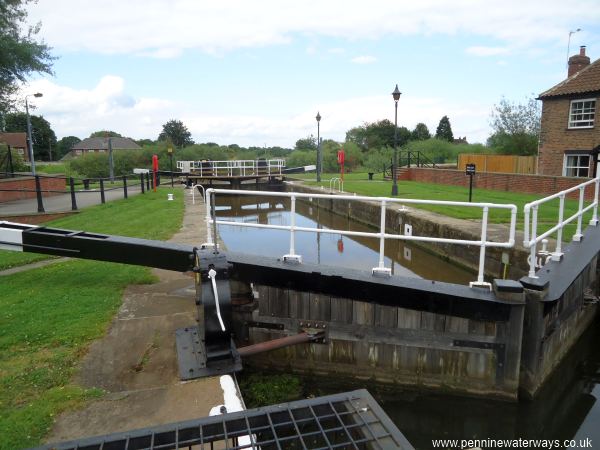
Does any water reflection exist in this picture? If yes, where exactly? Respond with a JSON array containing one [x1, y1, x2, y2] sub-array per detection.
[[215, 194, 473, 284]]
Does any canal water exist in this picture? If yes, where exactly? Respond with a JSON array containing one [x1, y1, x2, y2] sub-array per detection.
[[214, 191, 600, 448]]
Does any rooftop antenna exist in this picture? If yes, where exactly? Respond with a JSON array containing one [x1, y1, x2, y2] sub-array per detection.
[[567, 28, 582, 69]]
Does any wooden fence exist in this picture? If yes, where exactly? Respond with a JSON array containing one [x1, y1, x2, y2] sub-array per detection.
[[458, 154, 537, 174]]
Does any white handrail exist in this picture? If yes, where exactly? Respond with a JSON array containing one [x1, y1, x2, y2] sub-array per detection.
[[177, 159, 285, 177], [523, 176, 600, 278], [205, 188, 518, 289], [329, 177, 343, 193]]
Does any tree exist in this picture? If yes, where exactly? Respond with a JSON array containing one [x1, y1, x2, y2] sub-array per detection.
[[0, 0, 55, 114], [435, 116, 454, 142], [55, 136, 81, 160], [158, 119, 194, 148], [411, 123, 431, 141], [295, 135, 317, 151], [5, 112, 56, 161], [487, 96, 541, 155], [90, 130, 122, 138]]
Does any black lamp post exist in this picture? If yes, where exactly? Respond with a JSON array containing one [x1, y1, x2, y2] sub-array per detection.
[[391, 84, 401, 196], [168, 147, 174, 187], [25, 92, 43, 175], [316, 112, 322, 182]]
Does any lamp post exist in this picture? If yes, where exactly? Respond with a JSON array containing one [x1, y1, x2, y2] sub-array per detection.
[[567, 28, 582, 68], [316, 112, 321, 182], [168, 147, 174, 187], [391, 84, 401, 196], [25, 92, 43, 175]]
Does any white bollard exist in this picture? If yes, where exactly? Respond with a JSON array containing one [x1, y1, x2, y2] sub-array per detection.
[[167, 193, 174, 201]]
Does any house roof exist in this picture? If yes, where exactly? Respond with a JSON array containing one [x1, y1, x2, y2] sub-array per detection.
[[72, 137, 141, 150], [539, 57, 600, 99], [0, 132, 27, 148]]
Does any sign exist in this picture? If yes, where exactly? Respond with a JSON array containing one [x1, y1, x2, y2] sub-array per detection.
[[465, 163, 476, 175]]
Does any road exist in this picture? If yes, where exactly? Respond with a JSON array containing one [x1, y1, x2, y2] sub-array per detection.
[[0, 185, 143, 215]]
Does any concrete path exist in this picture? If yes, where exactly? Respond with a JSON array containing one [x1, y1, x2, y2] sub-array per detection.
[[46, 187, 226, 443], [0, 185, 142, 215]]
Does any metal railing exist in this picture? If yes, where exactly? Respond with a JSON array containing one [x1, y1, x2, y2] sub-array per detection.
[[204, 188, 517, 288], [329, 177, 343, 193], [177, 159, 285, 177], [523, 176, 599, 278]]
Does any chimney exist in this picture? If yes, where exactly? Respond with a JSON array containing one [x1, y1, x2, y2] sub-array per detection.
[[568, 45, 591, 77]]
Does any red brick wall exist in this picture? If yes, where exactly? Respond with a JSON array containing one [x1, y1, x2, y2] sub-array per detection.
[[407, 168, 595, 200], [0, 211, 76, 224], [538, 96, 600, 176], [0, 176, 66, 202]]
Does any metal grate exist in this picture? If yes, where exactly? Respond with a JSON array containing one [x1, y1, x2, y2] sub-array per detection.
[[33, 389, 413, 450]]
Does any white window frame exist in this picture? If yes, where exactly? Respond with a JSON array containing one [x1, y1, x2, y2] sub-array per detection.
[[563, 153, 591, 177], [568, 98, 596, 129]]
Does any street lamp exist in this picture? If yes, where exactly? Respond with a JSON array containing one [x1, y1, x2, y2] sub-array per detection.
[[316, 112, 322, 182], [567, 28, 582, 69], [391, 84, 401, 196], [25, 92, 43, 176]]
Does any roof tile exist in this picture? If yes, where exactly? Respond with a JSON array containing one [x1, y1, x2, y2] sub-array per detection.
[[539, 58, 600, 99]]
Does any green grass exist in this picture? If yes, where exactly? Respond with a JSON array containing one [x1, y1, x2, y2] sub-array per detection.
[[0, 188, 184, 449], [291, 172, 594, 239]]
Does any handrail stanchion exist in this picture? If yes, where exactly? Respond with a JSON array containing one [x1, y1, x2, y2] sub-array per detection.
[[470, 206, 489, 288], [283, 195, 301, 263], [100, 179, 106, 204], [69, 177, 78, 211], [372, 200, 391, 276], [528, 205, 539, 278], [591, 178, 600, 226], [140, 173, 145, 194], [204, 188, 214, 246], [574, 187, 585, 241], [123, 176, 128, 199], [34, 175, 45, 213], [553, 194, 565, 260]]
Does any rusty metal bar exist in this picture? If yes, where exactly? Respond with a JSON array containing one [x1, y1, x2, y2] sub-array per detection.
[[237, 331, 322, 357]]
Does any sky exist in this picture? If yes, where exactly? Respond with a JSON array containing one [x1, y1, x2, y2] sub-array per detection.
[[20, 0, 600, 148]]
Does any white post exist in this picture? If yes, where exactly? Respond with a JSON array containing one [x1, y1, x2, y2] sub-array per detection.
[[573, 187, 585, 241], [553, 194, 565, 260], [371, 200, 391, 276], [475, 206, 489, 285], [283, 195, 301, 263], [591, 177, 599, 226], [528, 205, 539, 278], [205, 189, 213, 246]]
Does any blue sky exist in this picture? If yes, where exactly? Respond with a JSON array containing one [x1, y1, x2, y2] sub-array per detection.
[[22, 0, 600, 147]]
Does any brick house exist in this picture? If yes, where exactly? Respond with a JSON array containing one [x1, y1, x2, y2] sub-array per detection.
[[0, 132, 28, 161], [66, 136, 140, 158], [538, 46, 600, 177]]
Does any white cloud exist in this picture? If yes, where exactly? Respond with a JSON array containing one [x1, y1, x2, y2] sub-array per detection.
[[351, 55, 377, 64], [28, 77, 492, 146], [27, 0, 600, 56], [466, 46, 510, 57]]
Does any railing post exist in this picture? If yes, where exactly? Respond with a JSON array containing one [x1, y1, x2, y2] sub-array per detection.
[[552, 195, 565, 260], [372, 200, 391, 276], [140, 173, 145, 194], [471, 206, 489, 287], [528, 205, 539, 278], [34, 175, 45, 213], [591, 177, 599, 226], [100, 179, 105, 204], [573, 186, 585, 241], [83, 178, 90, 190], [283, 195, 301, 263], [69, 177, 77, 211], [205, 189, 213, 246], [146, 172, 150, 191], [123, 176, 128, 199]]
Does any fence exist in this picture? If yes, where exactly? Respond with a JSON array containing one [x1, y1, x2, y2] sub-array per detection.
[[0, 171, 161, 216], [523, 176, 599, 278], [177, 159, 285, 177], [204, 188, 517, 289], [458, 154, 537, 174]]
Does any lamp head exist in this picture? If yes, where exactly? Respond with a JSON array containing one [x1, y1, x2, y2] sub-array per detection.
[[392, 85, 401, 102]]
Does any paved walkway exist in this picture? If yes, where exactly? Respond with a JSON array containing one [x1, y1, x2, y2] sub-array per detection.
[[46, 187, 227, 443], [0, 185, 142, 215]]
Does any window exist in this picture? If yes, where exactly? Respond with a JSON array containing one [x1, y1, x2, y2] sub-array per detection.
[[98, 149, 105, 153], [568, 99, 595, 128], [16, 148, 24, 155], [563, 153, 590, 177]]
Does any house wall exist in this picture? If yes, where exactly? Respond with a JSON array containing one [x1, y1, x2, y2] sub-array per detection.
[[538, 96, 600, 176]]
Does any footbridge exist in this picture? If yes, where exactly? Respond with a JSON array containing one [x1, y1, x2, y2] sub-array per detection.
[[1, 177, 600, 402]]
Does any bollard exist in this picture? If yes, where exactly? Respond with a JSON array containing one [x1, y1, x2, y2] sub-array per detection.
[[140, 173, 145, 194], [100, 179, 105, 204], [83, 179, 90, 190], [123, 176, 128, 199], [69, 177, 78, 211], [146, 173, 150, 191], [167, 193, 174, 201], [35, 175, 45, 213]]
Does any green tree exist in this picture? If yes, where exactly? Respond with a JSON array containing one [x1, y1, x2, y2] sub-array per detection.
[[346, 120, 412, 150], [295, 135, 317, 151], [411, 123, 431, 141], [90, 130, 122, 138], [55, 135, 80, 159], [5, 112, 56, 161], [158, 119, 194, 148], [0, 0, 55, 114], [435, 116, 454, 142], [487, 96, 540, 155]]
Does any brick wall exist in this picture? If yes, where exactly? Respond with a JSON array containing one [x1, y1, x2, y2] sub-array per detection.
[[407, 168, 595, 200], [0, 176, 66, 202], [538, 96, 600, 176]]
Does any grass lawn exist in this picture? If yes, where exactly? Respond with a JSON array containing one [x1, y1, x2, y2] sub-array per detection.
[[290, 172, 595, 240], [0, 187, 184, 450]]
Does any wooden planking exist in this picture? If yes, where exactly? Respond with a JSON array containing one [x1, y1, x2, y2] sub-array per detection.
[[330, 297, 353, 324], [458, 154, 537, 175], [289, 290, 310, 320], [309, 292, 331, 321]]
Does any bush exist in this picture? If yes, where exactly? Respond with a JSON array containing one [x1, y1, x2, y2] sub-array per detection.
[[239, 373, 302, 408], [0, 144, 28, 172]]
